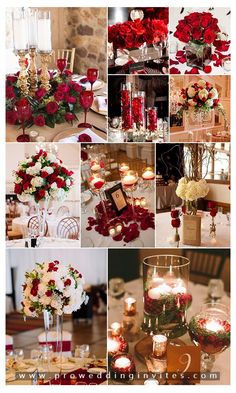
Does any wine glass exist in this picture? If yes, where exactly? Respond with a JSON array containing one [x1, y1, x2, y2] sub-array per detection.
[[78, 91, 94, 128], [88, 172, 107, 222], [15, 102, 32, 142], [121, 170, 139, 220], [87, 68, 99, 91], [142, 167, 155, 190], [119, 162, 130, 179], [207, 279, 224, 303], [188, 303, 230, 372], [57, 58, 67, 75]]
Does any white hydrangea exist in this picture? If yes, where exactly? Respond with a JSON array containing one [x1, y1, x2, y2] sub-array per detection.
[[43, 166, 54, 175], [176, 178, 209, 201], [50, 182, 58, 190]]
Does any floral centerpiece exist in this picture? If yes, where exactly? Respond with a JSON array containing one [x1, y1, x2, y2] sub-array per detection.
[[177, 79, 225, 125], [174, 12, 230, 70], [6, 70, 83, 129], [22, 260, 88, 317], [13, 149, 74, 203], [176, 177, 209, 214]]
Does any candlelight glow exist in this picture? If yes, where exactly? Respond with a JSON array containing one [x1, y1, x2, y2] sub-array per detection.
[[204, 319, 223, 333], [114, 356, 131, 369]]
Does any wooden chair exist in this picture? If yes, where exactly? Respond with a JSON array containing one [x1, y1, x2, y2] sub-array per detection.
[[54, 48, 76, 72], [27, 216, 48, 237], [57, 217, 79, 240], [56, 205, 70, 217]]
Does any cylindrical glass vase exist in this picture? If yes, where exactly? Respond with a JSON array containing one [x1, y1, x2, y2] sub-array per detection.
[[132, 91, 145, 131], [121, 83, 133, 131], [142, 255, 192, 338], [147, 107, 158, 132], [185, 41, 212, 70]]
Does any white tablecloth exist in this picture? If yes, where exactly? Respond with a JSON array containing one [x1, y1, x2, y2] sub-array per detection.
[[6, 237, 81, 249], [81, 182, 155, 247], [156, 211, 230, 247], [12, 215, 77, 238], [109, 278, 230, 385]]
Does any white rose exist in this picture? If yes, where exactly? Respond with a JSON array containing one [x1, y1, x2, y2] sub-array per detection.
[[198, 80, 206, 88], [205, 99, 214, 108], [66, 178, 71, 186], [188, 99, 196, 107], [31, 176, 44, 188], [40, 294, 52, 306], [50, 182, 58, 190], [176, 183, 187, 200], [198, 89, 208, 100], [43, 166, 54, 175], [187, 87, 196, 98], [47, 153, 57, 163], [210, 88, 218, 99], [178, 95, 186, 105]]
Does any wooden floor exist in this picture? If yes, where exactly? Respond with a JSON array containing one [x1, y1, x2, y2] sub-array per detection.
[[10, 315, 107, 359]]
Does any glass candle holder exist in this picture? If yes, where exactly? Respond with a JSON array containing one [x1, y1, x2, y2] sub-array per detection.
[[152, 334, 167, 357], [90, 158, 105, 173], [121, 83, 133, 131], [110, 353, 136, 382], [132, 91, 145, 131], [142, 255, 192, 338], [12, 8, 29, 52], [147, 107, 158, 132], [111, 322, 123, 337], [124, 297, 137, 316], [28, 8, 38, 49], [107, 329, 129, 361], [37, 11, 52, 52], [119, 162, 130, 178]]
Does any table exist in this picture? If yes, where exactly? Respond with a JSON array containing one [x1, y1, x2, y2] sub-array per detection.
[[109, 278, 230, 384], [156, 184, 182, 210], [156, 211, 230, 247], [6, 82, 107, 142], [12, 215, 78, 239], [6, 357, 107, 385], [81, 182, 155, 247], [6, 237, 81, 248]]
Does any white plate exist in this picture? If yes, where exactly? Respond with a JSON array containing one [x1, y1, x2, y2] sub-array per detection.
[[115, 56, 129, 66], [91, 96, 107, 116], [87, 367, 107, 375]]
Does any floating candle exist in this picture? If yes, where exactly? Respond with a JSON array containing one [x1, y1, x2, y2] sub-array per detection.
[[204, 319, 223, 333], [107, 338, 120, 353], [142, 169, 155, 180], [90, 177, 105, 189], [151, 276, 165, 287], [122, 175, 137, 186], [152, 334, 167, 357], [172, 285, 187, 295], [90, 163, 101, 172], [111, 322, 122, 336], [124, 297, 137, 316], [108, 226, 116, 237], [119, 163, 130, 173], [140, 197, 146, 207], [148, 283, 172, 299], [115, 223, 123, 234], [114, 356, 131, 369]]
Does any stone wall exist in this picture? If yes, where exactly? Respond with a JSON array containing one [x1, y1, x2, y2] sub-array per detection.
[[65, 7, 107, 81]]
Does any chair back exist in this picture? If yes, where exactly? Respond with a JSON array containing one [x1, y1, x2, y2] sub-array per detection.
[[57, 217, 79, 239], [6, 334, 13, 351], [55, 48, 75, 72], [27, 216, 48, 237], [38, 331, 72, 356], [56, 206, 70, 217]]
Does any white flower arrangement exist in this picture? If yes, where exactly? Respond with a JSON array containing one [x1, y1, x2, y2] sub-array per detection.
[[176, 177, 209, 201], [22, 260, 88, 317]]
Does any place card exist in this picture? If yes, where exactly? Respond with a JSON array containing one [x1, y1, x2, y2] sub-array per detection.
[[182, 215, 201, 246], [167, 344, 201, 384], [105, 183, 128, 214]]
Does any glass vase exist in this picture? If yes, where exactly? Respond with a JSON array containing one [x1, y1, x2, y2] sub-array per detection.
[[132, 91, 145, 131], [36, 198, 49, 240], [142, 255, 192, 338], [43, 310, 53, 351], [185, 41, 212, 70], [121, 82, 133, 132], [56, 314, 63, 377]]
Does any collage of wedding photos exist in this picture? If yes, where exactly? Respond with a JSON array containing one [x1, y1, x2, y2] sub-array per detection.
[[4, 4, 231, 388]]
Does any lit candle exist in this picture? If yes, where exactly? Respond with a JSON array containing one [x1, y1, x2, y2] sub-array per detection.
[[144, 379, 159, 385], [115, 223, 123, 234], [122, 174, 137, 186], [124, 297, 136, 316], [90, 163, 101, 172], [13, 14, 28, 51], [172, 285, 187, 295], [148, 283, 172, 299], [108, 226, 116, 237], [134, 199, 140, 206], [37, 12, 52, 52], [107, 338, 120, 354], [119, 163, 130, 173], [151, 276, 164, 287], [114, 357, 131, 369], [111, 322, 122, 336], [142, 168, 155, 180], [140, 197, 146, 207], [204, 319, 222, 333], [152, 334, 167, 357], [29, 130, 39, 142]]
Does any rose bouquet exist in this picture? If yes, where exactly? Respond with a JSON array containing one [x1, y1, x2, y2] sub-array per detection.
[[13, 149, 74, 203], [177, 79, 225, 118], [176, 177, 209, 214], [21, 260, 88, 317], [6, 71, 83, 129]]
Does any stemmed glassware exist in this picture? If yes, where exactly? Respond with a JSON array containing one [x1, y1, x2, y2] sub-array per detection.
[[188, 303, 230, 371], [57, 58, 67, 75], [121, 170, 139, 220], [15, 101, 32, 142], [78, 91, 94, 128], [87, 68, 99, 91], [207, 279, 224, 303], [88, 172, 108, 222]]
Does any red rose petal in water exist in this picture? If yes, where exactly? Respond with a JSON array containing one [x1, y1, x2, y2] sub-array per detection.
[[170, 59, 179, 66]]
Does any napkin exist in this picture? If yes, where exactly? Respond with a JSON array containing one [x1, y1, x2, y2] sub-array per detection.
[[72, 75, 102, 90], [96, 96, 107, 113], [58, 128, 105, 143]]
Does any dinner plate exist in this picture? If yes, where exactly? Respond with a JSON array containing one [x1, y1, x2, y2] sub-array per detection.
[[82, 190, 92, 204], [87, 367, 107, 375], [53, 128, 106, 143], [91, 96, 107, 116]]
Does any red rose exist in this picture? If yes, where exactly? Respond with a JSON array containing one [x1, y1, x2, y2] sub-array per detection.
[[57, 83, 69, 93], [14, 183, 22, 194], [64, 94, 76, 104], [201, 13, 213, 28], [78, 133, 92, 142], [41, 171, 49, 178], [54, 90, 64, 102], [210, 208, 217, 217], [171, 218, 181, 228], [93, 181, 104, 189], [6, 75, 18, 83], [33, 114, 45, 127], [203, 28, 216, 44], [65, 112, 75, 122], [64, 278, 71, 286], [55, 178, 65, 188], [16, 98, 29, 107], [64, 69, 73, 77], [30, 287, 38, 296], [35, 88, 47, 100], [171, 210, 179, 218], [23, 182, 30, 190], [6, 84, 16, 99], [192, 28, 202, 41], [45, 290, 53, 297], [6, 110, 17, 125], [36, 189, 46, 201], [46, 101, 58, 114], [48, 280, 55, 286]]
